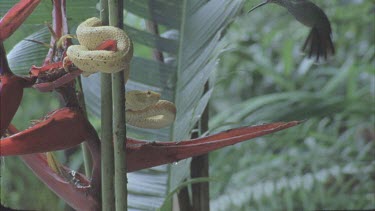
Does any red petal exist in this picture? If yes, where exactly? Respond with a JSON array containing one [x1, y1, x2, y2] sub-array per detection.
[[0, 108, 90, 156], [7, 125, 99, 210], [126, 121, 302, 172]]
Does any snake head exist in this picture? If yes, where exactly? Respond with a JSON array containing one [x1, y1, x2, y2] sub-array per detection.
[[125, 90, 160, 111]]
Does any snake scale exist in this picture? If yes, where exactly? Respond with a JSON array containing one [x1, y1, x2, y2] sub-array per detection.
[[66, 17, 176, 129]]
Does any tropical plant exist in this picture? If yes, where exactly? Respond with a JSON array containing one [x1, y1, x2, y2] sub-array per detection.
[[2, 0, 372, 210], [0, 0, 302, 210]]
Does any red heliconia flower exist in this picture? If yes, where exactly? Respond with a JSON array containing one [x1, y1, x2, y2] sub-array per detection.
[[8, 124, 100, 211], [3, 121, 301, 210], [126, 121, 302, 172], [0, 107, 92, 156]]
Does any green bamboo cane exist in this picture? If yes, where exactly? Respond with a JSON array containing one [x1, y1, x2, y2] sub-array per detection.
[[100, 0, 115, 210], [108, 0, 128, 210]]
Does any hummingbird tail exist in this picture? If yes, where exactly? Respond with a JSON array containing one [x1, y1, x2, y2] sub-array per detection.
[[302, 26, 335, 61]]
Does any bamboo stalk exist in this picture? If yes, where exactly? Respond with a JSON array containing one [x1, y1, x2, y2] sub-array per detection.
[[108, 0, 128, 210], [100, 0, 115, 210]]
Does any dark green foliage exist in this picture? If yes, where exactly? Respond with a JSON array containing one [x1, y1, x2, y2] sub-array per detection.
[[209, 1, 374, 210]]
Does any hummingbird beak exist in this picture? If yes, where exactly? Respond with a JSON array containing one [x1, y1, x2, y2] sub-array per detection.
[[248, 1, 269, 13]]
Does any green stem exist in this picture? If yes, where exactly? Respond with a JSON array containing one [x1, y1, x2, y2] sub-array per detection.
[[100, 0, 115, 210], [191, 82, 210, 211], [81, 143, 92, 177], [145, 21, 164, 62], [109, 0, 127, 210]]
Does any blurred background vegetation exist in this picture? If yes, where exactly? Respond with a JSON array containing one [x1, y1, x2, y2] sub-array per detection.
[[1, 0, 374, 210], [209, 0, 374, 210]]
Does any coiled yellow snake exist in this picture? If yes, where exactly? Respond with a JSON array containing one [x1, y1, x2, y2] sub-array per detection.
[[66, 17, 133, 77], [66, 17, 176, 129]]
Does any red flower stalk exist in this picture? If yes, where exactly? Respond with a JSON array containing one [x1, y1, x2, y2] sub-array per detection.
[[7, 125, 100, 211], [0, 108, 91, 156], [43, 0, 68, 65], [0, 0, 41, 42]]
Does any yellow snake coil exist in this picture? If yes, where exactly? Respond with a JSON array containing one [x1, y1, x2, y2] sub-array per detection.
[[66, 17, 176, 129]]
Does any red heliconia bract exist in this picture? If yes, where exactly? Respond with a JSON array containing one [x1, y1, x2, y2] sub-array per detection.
[[3, 118, 300, 210], [126, 121, 302, 172], [7, 125, 100, 211], [1, 116, 300, 165], [0, 108, 91, 156]]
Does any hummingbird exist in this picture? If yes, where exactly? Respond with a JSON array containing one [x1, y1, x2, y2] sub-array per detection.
[[248, 0, 335, 61]]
